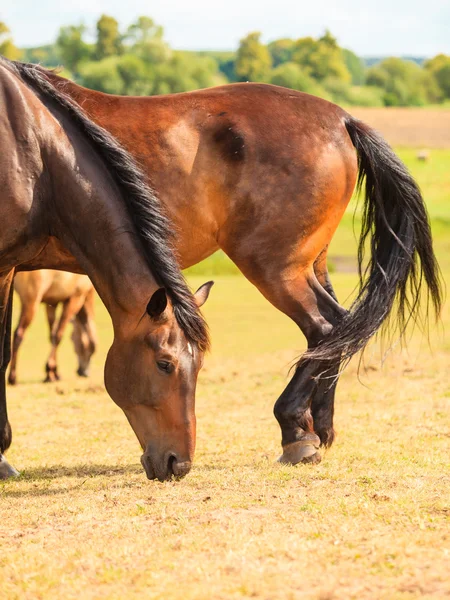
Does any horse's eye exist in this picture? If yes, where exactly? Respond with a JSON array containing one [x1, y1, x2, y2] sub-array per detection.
[[157, 360, 173, 374]]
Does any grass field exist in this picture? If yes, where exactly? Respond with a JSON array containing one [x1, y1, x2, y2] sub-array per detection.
[[1, 137, 449, 598], [349, 107, 450, 149]]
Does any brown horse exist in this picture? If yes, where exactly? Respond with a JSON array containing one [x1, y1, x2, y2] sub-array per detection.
[[0, 58, 212, 481], [26, 69, 441, 466], [9, 270, 97, 385]]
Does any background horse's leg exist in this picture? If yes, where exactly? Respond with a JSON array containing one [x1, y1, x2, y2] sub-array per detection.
[[8, 298, 41, 385], [0, 272, 20, 478], [72, 289, 97, 377], [46, 304, 57, 341], [45, 295, 87, 382]]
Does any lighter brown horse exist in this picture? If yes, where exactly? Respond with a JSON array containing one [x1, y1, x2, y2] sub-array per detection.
[[9, 270, 97, 385], [27, 69, 441, 466], [0, 58, 212, 481]]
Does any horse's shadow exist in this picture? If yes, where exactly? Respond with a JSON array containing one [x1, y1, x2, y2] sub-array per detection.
[[1, 463, 143, 497]]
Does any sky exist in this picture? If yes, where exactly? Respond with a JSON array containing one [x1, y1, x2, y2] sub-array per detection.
[[1, 0, 450, 57]]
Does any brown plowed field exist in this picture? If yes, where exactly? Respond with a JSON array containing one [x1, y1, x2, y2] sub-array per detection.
[[348, 107, 450, 148]]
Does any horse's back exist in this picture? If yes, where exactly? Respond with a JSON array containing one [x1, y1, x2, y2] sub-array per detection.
[[14, 270, 92, 305]]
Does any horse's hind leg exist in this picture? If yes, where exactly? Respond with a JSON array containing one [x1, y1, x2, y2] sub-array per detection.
[[309, 255, 342, 448], [8, 299, 40, 385], [222, 246, 346, 463], [0, 271, 20, 478], [46, 304, 57, 341], [271, 273, 346, 464], [72, 290, 97, 377], [45, 295, 86, 382]]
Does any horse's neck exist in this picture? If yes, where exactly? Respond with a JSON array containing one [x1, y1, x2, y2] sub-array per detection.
[[44, 118, 157, 326]]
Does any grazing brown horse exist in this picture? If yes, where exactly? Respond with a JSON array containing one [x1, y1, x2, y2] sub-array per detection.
[[28, 69, 441, 466], [0, 58, 212, 481], [9, 270, 97, 385]]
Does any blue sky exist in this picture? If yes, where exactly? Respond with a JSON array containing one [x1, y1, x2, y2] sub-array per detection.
[[2, 0, 449, 56]]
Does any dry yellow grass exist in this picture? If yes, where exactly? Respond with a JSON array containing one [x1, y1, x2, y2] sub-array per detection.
[[349, 107, 450, 148], [1, 272, 449, 600]]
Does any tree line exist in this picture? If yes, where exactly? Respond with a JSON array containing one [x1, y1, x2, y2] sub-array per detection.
[[1, 15, 449, 106]]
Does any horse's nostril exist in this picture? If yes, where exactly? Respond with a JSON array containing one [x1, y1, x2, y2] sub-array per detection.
[[171, 459, 192, 478], [167, 453, 177, 476], [140, 454, 156, 480]]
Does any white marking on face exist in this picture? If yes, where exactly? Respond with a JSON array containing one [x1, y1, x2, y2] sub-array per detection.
[[187, 342, 193, 356]]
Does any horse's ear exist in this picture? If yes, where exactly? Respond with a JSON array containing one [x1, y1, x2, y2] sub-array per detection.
[[194, 281, 214, 308], [147, 288, 168, 319]]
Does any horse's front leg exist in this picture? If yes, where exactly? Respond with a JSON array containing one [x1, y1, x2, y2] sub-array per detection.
[[0, 274, 20, 479]]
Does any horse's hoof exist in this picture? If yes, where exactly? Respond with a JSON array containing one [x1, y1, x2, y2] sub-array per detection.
[[44, 373, 60, 383], [0, 455, 20, 480], [7, 377, 16, 386], [277, 433, 321, 466]]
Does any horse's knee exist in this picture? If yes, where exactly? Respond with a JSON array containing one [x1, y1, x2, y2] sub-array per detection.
[[304, 319, 334, 348]]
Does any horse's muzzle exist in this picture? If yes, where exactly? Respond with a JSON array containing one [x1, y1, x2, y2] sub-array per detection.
[[140, 452, 192, 482]]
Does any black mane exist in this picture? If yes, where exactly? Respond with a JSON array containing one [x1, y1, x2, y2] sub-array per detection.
[[2, 57, 209, 351]]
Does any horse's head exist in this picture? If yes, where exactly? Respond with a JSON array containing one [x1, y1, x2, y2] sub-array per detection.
[[72, 317, 97, 378], [104, 282, 213, 481]]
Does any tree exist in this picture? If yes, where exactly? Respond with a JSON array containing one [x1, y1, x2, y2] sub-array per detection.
[[367, 57, 441, 106], [116, 54, 152, 95], [56, 25, 90, 73], [0, 22, 21, 60], [126, 16, 164, 44], [152, 52, 222, 94], [292, 31, 351, 83], [96, 15, 123, 60], [425, 54, 450, 98], [268, 38, 295, 67], [342, 48, 365, 85], [235, 32, 272, 82], [270, 62, 328, 97], [126, 16, 170, 64], [79, 56, 124, 94]]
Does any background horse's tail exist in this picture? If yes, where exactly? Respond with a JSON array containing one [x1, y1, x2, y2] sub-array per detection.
[[308, 116, 442, 365]]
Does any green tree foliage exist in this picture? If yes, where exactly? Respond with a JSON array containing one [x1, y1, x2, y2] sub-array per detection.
[[125, 16, 171, 64], [152, 52, 224, 94], [6, 16, 448, 108], [235, 32, 272, 82], [292, 30, 351, 83], [79, 56, 124, 94], [367, 57, 441, 106], [342, 48, 365, 85], [322, 77, 384, 106], [425, 54, 450, 98], [79, 47, 221, 96], [96, 15, 123, 60], [0, 21, 21, 60], [268, 38, 295, 67], [56, 25, 91, 73], [270, 62, 328, 97]]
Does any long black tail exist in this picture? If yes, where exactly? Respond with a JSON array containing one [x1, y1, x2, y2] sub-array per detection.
[[308, 116, 442, 364]]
